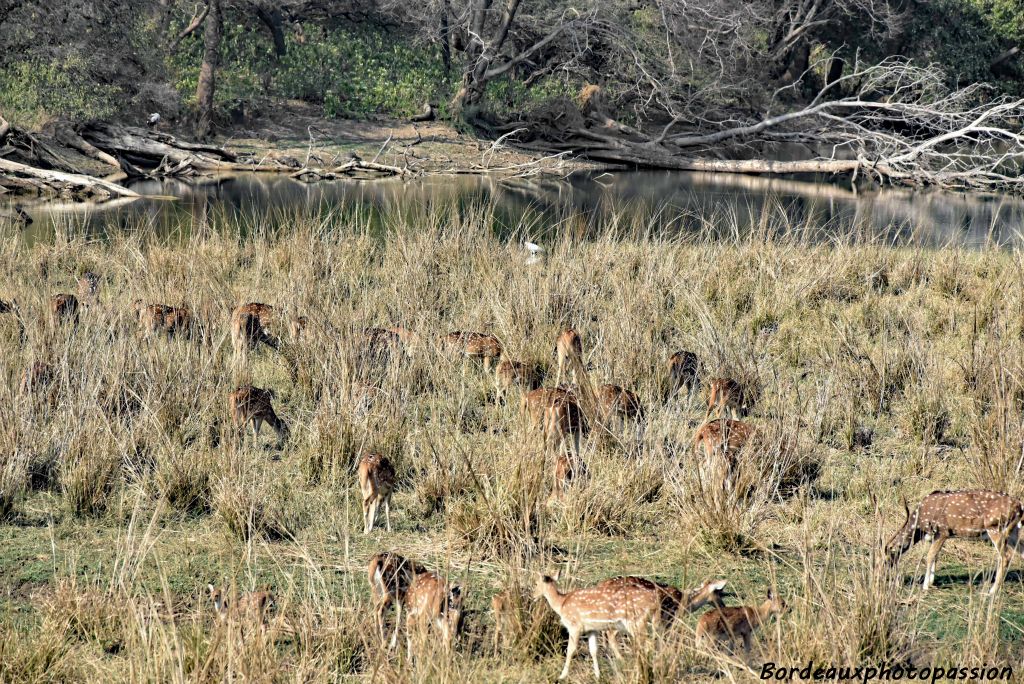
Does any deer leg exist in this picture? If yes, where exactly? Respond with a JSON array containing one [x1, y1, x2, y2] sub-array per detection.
[[923, 535, 946, 590], [588, 632, 601, 679], [383, 494, 392, 532], [560, 628, 580, 679], [389, 600, 402, 650], [989, 531, 1009, 594], [607, 630, 623, 660], [364, 497, 376, 534], [375, 598, 389, 645]]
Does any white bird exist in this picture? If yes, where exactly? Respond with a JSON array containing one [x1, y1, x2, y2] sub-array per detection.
[[147, 113, 161, 128], [524, 241, 544, 266]]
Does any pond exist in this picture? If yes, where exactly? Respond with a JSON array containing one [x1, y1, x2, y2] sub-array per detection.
[[6, 170, 1024, 248]]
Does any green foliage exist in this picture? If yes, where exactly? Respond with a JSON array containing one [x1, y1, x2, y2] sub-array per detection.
[[0, 57, 121, 127]]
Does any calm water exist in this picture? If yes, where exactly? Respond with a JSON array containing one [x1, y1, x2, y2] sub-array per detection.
[[6, 170, 1024, 247]]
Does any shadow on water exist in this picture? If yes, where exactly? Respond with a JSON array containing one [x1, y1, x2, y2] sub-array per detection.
[[7, 170, 1024, 247]]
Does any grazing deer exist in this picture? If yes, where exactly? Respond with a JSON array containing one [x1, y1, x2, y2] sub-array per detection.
[[19, 360, 54, 395], [704, 377, 753, 420], [596, 384, 644, 431], [693, 419, 756, 490], [228, 385, 290, 448], [885, 490, 1024, 594], [596, 577, 728, 656], [77, 272, 99, 308], [536, 571, 714, 680], [207, 584, 275, 623], [358, 452, 396, 534], [548, 451, 588, 504], [695, 590, 785, 658], [666, 350, 700, 398], [554, 329, 583, 388], [441, 331, 503, 370], [135, 301, 193, 338], [50, 294, 79, 326], [403, 569, 464, 656], [230, 302, 279, 360], [368, 551, 422, 648], [495, 358, 544, 403], [521, 387, 587, 456]]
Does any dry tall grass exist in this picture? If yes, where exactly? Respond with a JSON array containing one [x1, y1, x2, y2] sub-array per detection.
[[0, 201, 1021, 681]]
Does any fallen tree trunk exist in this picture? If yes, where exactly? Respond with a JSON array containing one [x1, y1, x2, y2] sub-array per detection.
[[0, 158, 139, 199]]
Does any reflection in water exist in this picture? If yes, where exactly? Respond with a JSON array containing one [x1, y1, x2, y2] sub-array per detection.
[[8, 170, 1024, 247]]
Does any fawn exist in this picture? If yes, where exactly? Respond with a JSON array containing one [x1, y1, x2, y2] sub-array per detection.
[[228, 385, 290, 448], [207, 584, 275, 623], [289, 315, 308, 342], [368, 551, 425, 649], [441, 331, 503, 370], [693, 418, 756, 490], [402, 568, 464, 656], [695, 589, 786, 658], [885, 490, 1024, 594], [666, 350, 700, 398], [358, 452, 396, 534], [704, 377, 753, 421], [77, 272, 99, 308], [50, 293, 79, 326], [492, 588, 524, 653], [494, 358, 544, 403], [134, 301, 193, 338], [554, 329, 583, 387], [548, 451, 587, 504], [596, 384, 644, 431], [536, 571, 706, 679], [230, 302, 279, 360]]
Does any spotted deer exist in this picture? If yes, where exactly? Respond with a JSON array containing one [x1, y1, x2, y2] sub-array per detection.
[[885, 490, 1024, 594], [50, 294, 79, 326], [494, 358, 544, 403], [77, 272, 99, 308], [228, 385, 290, 448], [207, 584, 275, 623], [695, 590, 786, 657], [441, 331, 503, 370], [367, 551, 422, 648], [402, 568, 464, 656], [554, 329, 583, 387], [358, 452, 396, 534], [693, 418, 756, 488], [230, 302, 279, 360], [491, 588, 524, 653], [596, 577, 728, 656], [289, 315, 308, 342], [547, 450, 588, 504], [135, 301, 193, 338], [596, 383, 644, 431], [704, 377, 753, 421], [536, 572, 720, 680], [666, 350, 700, 398]]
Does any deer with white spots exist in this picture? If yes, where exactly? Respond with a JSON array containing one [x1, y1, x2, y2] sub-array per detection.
[[704, 377, 753, 421], [695, 589, 786, 657], [554, 328, 582, 388], [357, 452, 396, 534], [885, 490, 1024, 594], [534, 572, 724, 679]]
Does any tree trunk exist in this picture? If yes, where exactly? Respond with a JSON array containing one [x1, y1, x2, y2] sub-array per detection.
[[195, 0, 222, 140], [254, 5, 286, 57], [440, 0, 451, 75], [826, 56, 844, 87]]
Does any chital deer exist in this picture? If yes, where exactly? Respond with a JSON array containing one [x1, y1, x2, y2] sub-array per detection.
[[704, 377, 753, 421], [207, 584, 275, 623], [134, 301, 193, 339], [554, 329, 583, 388], [77, 272, 99, 308], [289, 315, 308, 342], [228, 385, 290, 448], [885, 490, 1024, 594], [368, 551, 422, 648], [494, 358, 544, 403], [492, 588, 524, 654], [695, 589, 785, 658], [403, 568, 464, 656], [693, 418, 756, 489], [596, 577, 727, 656], [50, 294, 79, 326], [666, 350, 700, 398], [537, 571, 720, 680], [230, 302, 279, 361], [358, 452, 396, 534], [548, 451, 588, 504], [441, 331, 503, 370], [596, 383, 644, 431]]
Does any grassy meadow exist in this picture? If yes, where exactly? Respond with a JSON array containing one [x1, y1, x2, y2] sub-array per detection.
[[1, 202, 1023, 682]]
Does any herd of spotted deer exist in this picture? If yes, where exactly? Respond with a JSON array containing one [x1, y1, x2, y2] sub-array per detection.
[[8, 272, 1024, 678]]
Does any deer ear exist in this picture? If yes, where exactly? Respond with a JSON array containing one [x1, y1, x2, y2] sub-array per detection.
[[552, 569, 561, 582], [207, 584, 215, 594], [766, 589, 774, 600]]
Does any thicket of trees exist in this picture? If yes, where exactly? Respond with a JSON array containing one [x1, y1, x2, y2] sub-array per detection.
[[0, 0, 1022, 188]]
